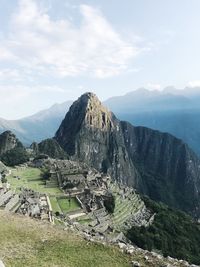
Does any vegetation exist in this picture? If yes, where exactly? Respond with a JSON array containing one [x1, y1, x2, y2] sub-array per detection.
[[57, 197, 80, 213], [1, 147, 29, 166], [50, 196, 80, 214], [7, 167, 62, 195], [49, 196, 62, 213], [41, 167, 51, 180], [38, 138, 68, 159], [1, 175, 7, 183], [104, 193, 115, 213], [127, 196, 200, 265], [0, 211, 130, 267]]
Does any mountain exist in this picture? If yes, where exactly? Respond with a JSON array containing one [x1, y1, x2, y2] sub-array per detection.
[[0, 101, 72, 145], [55, 92, 200, 219], [0, 131, 28, 166], [1, 87, 200, 157], [31, 139, 68, 159], [105, 88, 200, 156]]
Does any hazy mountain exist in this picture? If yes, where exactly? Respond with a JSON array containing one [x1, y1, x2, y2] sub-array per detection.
[[1, 87, 200, 157], [0, 101, 72, 145], [105, 87, 200, 156], [55, 92, 200, 219]]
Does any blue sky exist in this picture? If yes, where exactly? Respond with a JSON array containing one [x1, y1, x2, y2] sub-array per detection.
[[0, 0, 200, 119]]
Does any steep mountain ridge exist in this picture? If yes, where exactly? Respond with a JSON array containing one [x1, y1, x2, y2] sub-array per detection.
[[105, 88, 200, 156], [55, 93, 200, 218]]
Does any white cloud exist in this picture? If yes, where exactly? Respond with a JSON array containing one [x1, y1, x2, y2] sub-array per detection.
[[0, 0, 144, 79], [146, 83, 162, 90], [188, 80, 200, 88], [0, 69, 22, 81]]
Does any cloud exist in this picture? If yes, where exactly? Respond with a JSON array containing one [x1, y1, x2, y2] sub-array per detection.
[[0, 84, 69, 119], [188, 81, 200, 87], [146, 83, 162, 90], [0, 0, 144, 79], [0, 69, 22, 81]]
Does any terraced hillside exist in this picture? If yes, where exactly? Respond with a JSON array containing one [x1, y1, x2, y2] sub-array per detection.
[[109, 182, 153, 231]]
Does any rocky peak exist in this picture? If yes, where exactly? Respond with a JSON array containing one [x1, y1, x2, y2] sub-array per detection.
[[55, 93, 138, 183], [0, 131, 22, 156], [67, 92, 114, 130], [83, 92, 114, 131], [55, 92, 117, 154]]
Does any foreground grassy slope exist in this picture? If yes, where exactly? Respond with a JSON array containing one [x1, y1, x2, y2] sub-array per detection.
[[0, 211, 130, 267]]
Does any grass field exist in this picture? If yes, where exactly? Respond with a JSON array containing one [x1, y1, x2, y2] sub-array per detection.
[[57, 197, 80, 213], [0, 211, 131, 267], [49, 196, 62, 213], [7, 167, 62, 195], [50, 196, 80, 214]]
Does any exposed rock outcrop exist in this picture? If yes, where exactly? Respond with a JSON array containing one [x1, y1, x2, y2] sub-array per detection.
[[31, 139, 68, 159], [0, 131, 28, 166], [0, 131, 22, 155], [55, 93, 139, 186], [55, 93, 200, 218]]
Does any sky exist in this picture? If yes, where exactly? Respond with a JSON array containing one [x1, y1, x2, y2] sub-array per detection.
[[0, 0, 200, 119]]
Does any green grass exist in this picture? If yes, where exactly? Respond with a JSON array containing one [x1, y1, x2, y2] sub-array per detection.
[[0, 211, 131, 267], [57, 197, 80, 213], [7, 167, 62, 195], [49, 196, 62, 213], [77, 218, 93, 225], [50, 197, 81, 214]]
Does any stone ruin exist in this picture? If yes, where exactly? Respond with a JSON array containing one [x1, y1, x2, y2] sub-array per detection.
[[0, 184, 52, 222], [32, 158, 154, 242]]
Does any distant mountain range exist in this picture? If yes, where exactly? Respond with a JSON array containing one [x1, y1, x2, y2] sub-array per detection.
[[0, 87, 200, 156], [104, 87, 200, 156], [0, 101, 72, 145]]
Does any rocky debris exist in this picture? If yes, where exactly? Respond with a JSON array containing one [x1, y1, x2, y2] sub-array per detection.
[[55, 92, 200, 219]]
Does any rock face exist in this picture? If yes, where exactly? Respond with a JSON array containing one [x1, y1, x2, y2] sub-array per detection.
[[121, 123, 200, 214], [55, 93, 139, 186], [0, 131, 22, 156], [31, 139, 68, 159], [0, 131, 28, 166], [55, 93, 200, 218]]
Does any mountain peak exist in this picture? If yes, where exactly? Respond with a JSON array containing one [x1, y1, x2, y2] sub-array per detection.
[[74, 92, 102, 110], [55, 92, 115, 156]]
